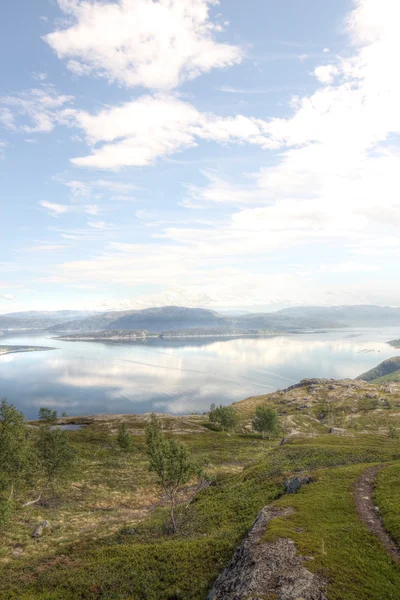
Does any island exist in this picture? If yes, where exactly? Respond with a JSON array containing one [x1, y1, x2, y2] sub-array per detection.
[[0, 345, 56, 356], [53, 327, 278, 342]]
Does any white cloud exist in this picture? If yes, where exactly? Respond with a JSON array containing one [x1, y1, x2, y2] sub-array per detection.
[[185, 0, 400, 251], [40, 200, 71, 215], [1, 294, 16, 301], [0, 85, 74, 133], [84, 205, 99, 215], [70, 94, 276, 169], [87, 220, 107, 229], [314, 64, 339, 83], [45, 0, 242, 90]]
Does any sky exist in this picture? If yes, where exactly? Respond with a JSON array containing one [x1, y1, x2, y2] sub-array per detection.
[[1, 0, 400, 313]]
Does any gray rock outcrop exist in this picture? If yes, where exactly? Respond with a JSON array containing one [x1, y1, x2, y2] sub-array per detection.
[[208, 506, 326, 600]]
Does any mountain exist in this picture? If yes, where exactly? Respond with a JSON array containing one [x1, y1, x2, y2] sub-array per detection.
[[47, 305, 344, 334], [356, 356, 400, 383], [12, 304, 400, 335], [276, 305, 400, 327], [0, 310, 99, 330], [48, 306, 227, 333], [229, 312, 342, 330]]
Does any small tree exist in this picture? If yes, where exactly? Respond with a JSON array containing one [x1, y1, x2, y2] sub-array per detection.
[[0, 400, 31, 524], [220, 406, 238, 433], [117, 423, 134, 451], [145, 414, 201, 533], [252, 406, 280, 439], [36, 426, 76, 491], [209, 405, 238, 433], [38, 407, 58, 424]]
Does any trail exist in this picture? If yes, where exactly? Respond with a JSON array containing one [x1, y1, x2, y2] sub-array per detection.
[[355, 465, 400, 564]]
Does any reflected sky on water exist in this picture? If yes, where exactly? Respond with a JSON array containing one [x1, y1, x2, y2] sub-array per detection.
[[0, 328, 399, 419]]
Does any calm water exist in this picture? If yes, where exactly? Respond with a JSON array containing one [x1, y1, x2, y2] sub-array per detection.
[[0, 328, 399, 419]]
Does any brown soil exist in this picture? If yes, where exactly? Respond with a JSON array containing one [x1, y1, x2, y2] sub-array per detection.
[[355, 465, 400, 564]]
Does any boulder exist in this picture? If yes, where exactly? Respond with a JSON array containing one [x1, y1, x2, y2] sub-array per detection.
[[285, 477, 313, 495], [208, 506, 326, 600], [32, 520, 51, 538], [328, 427, 347, 435]]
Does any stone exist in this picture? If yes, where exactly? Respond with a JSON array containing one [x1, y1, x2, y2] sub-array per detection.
[[32, 520, 51, 538], [328, 427, 347, 435], [208, 506, 327, 600], [285, 477, 313, 495]]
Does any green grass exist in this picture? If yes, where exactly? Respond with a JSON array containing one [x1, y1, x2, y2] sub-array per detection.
[[374, 463, 400, 546], [2, 403, 400, 600], [264, 462, 400, 600], [2, 431, 400, 599]]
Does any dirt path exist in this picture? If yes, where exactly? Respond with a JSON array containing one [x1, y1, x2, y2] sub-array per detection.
[[355, 465, 400, 564]]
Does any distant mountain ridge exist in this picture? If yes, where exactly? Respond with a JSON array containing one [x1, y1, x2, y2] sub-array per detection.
[[276, 305, 400, 327], [47, 305, 344, 334], [0, 310, 99, 330], [4, 304, 400, 334]]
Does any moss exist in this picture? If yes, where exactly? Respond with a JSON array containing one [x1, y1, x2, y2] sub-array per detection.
[[2, 414, 400, 598], [374, 463, 400, 545], [264, 463, 400, 600]]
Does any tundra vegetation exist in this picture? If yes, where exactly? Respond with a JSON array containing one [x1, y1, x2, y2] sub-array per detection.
[[0, 376, 399, 599]]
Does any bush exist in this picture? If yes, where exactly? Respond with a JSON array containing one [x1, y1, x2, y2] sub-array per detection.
[[252, 406, 280, 439], [38, 407, 58, 424], [209, 405, 238, 432], [117, 423, 135, 451], [36, 425, 76, 490]]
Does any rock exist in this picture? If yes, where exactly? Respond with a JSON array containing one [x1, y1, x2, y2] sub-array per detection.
[[32, 520, 51, 538], [328, 427, 347, 435], [208, 506, 327, 600], [285, 477, 313, 495]]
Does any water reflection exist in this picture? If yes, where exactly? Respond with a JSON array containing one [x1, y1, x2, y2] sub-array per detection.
[[0, 328, 398, 418]]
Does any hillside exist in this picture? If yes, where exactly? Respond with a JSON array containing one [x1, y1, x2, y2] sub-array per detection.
[[47, 305, 344, 334], [356, 357, 400, 383], [1, 377, 400, 599], [5, 304, 400, 334]]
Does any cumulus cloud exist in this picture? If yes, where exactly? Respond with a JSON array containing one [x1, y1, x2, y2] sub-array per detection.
[[44, 0, 242, 90], [0, 85, 74, 133], [69, 94, 277, 169], [186, 0, 400, 249], [314, 64, 339, 83]]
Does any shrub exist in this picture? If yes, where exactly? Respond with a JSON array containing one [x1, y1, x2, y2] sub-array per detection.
[[38, 407, 58, 424], [117, 423, 135, 451], [252, 406, 280, 439]]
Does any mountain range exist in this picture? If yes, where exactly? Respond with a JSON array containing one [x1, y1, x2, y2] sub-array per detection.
[[1, 305, 400, 334], [0, 310, 99, 330]]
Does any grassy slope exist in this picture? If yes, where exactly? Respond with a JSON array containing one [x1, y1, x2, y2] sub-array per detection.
[[356, 356, 400, 382], [265, 461, 400, 600], [1, 431, 400, 599], [2, 379, 400, 598], [372, 370, 400, 384], [374, 463, 400, 546]]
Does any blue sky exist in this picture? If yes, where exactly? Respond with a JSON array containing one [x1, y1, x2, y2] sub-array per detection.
[[1, 0, 399, 313]]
